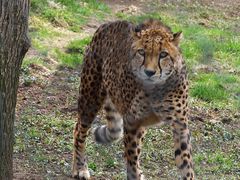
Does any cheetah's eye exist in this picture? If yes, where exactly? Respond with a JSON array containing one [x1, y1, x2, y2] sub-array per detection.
[[137, 49, 145, 56], [159, 51, 168, 59]]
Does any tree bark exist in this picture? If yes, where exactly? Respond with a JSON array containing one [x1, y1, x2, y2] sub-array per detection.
[[0, 0, 30, 179]]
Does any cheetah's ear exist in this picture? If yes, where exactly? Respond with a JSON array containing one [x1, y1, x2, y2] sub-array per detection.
[[172, 31, 183, 46], [131, 24, 144, 39]]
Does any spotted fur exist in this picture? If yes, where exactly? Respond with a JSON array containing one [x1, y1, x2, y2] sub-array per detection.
[[72, 19, 195, 180]]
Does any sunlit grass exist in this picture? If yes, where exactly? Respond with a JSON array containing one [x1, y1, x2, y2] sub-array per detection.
[[31, 0, 110, 32], [190, 73, 239, 107], [54, 37, 91, 67]]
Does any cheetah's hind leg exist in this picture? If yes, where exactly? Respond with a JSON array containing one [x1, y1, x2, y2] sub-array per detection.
[[72, 92, 105, 179]]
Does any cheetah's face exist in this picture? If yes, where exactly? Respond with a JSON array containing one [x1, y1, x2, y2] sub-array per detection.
[[131, 25, 183, 84]]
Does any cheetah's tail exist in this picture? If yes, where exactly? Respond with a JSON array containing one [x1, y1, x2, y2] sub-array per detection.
[[93, 123, 123, 144], [93, 100, 123, 144]]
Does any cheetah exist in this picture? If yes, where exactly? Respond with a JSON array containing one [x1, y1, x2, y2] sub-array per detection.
[[72, 19, 195, 180]]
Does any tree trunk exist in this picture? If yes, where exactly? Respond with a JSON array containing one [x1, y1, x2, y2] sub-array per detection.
[[0, 0, 30, 179]]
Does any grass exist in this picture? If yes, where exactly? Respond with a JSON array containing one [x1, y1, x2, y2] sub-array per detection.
[[194, 151, 239, 175], [67, 37, 92, 53], [193, 120, 240, 177], [27, 0, 109, 69], [195, 36, 215, 63], [31, 0, 110, 32], [54, 37, 92, 67], [191, 83, 228, 101], [14, 114, 75, 177], [190, 73, 240, 109]]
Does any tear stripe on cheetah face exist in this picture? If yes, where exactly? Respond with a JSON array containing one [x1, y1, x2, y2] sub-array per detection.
[[131, 55, 175, 83]]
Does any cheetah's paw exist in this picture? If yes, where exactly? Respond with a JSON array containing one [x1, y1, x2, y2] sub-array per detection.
[[78, 169, 90, 180], [72, 168, 90, 179]]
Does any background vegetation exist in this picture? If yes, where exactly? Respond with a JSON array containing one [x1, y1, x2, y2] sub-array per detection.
[[14, 0, 239, 179]]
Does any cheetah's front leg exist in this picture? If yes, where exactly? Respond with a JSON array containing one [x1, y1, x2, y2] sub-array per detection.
[[72, 121, 91, 179], [172, 119, 195, 180], [124, 126, 146, 180]]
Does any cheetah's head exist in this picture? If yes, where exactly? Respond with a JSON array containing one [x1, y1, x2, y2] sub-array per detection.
[[131, 19, 183, 84]]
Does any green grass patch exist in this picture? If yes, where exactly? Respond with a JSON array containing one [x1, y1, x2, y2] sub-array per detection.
[[14, 114, 74, 155], [30, 16, 62, 38], [191, 83, 227, 101], [215, 35, 240, 54], [31, 0, 110, 32], [55, 49, 83, 68], [190, 73, 239, 103], [31, 38, 49, 56], [14, 113, 75, 176], [67, 37, 92, 53], [214, 35, 240, 70], [194, 151, 239, 175], [22, 57, 50, 70], [195, 36, 215, 64], [54, 37, 91, 67]]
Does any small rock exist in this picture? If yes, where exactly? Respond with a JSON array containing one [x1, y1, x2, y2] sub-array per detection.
[[214, 107, 218, 112], [210, 119, 220, 124], [233, 114, 240, 119], [119, 5, 139, 15], [195, 116, 204, 122], [221, 117, 232, 124]]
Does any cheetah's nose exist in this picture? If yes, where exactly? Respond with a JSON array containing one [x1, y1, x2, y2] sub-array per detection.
[[144, 69, 156, 77]]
